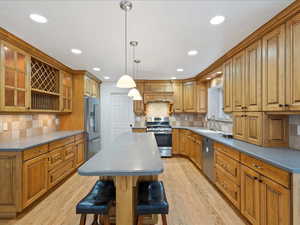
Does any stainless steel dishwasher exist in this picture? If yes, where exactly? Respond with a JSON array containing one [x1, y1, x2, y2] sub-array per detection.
[[202, 137, 215, 182]]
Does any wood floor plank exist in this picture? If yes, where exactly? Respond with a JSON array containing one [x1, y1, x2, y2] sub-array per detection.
[[0, 158, 246, 225]]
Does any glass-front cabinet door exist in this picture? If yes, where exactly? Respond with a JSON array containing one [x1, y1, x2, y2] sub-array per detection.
[[61, 71, 72, 112], [1, 42, 29, 111]]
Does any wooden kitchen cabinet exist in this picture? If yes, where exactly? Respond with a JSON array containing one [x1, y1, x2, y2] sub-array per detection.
[[172, 81, 183, 113], [0, 42, 29, 111], [183, 80, 197, 112], [286, 13, 300, 111], [232, 51, 246, 112], [241, 165, 290, 225], [196, 81, 207, 114], [61, 71, 72, 112], [144, 81, 173, 93], [172, 128, 180, 154], [133, 81, 144, 115], [22, 154, 48, 208], [223, 59, 233, 113], [245, 40, 262, 111], [262, 25, 285, 111], [233, 112, 247, 141], [75, 141, 85, 167], [84, 76, 99, 98], [241, 165, 260, 225]]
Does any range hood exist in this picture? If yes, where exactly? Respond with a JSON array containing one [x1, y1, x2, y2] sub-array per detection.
[[143, 92, 174, 104]]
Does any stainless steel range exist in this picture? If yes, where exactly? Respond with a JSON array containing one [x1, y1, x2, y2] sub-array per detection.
[[146, 117, 172, 157]]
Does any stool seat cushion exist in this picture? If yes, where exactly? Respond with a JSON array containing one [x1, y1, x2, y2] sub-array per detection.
[[137, 181, 169, 215], [76, 180, 115, 214]]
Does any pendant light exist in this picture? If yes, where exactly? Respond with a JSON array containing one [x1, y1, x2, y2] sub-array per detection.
[[116, 0, 136, 88], [128, 41, 142, 100]]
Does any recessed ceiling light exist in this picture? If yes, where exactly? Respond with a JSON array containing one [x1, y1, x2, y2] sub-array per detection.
[[188, 50, 198, 56], [29, 14, 48, 23], [210, 15, 225, 25], [104, 76, 110, 80], [71, 48, 82, 55], [93, 67, 101, 72], [177, 68, 184, 72], [171, 77, 177, 80]]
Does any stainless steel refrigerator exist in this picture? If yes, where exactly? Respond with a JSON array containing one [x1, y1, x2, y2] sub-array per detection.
[[84, 97, 101, 159]]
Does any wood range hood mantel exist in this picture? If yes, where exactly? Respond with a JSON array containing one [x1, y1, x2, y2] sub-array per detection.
[[143, 92, 174, 104]]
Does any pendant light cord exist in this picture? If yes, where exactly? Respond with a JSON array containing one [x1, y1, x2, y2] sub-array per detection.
[[125, 9, 128, 74]]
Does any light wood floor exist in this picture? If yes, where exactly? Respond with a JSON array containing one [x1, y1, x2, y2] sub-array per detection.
[[0, 158, 246, 225]]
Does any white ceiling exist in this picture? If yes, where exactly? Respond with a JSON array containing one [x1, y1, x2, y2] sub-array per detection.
[[0, 0, 293, 81]]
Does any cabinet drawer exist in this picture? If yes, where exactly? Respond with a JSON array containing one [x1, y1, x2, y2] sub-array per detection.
[[214, 142, 240, 161], [75, 133, 85, 141], [23, 144, 48, 161], [241, 153, 290, 188], [64, 144, 75, 161], [48, 160, 74, 188], [48, 148, 65, 171], [49, 136, 75, 151], [215, 166, 241, 209], [215, 151, 240, 184]]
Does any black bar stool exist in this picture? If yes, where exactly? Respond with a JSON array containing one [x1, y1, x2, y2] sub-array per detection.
[[136, 181, 169, 225], [76, 180, 115, 225]]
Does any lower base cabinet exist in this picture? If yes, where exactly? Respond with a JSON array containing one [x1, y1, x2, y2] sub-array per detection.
[[22, 154, 48, 208], [241, 165, 290, 225]]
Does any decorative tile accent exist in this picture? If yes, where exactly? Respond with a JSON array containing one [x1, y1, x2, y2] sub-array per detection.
[[0, 114, 59, 141]]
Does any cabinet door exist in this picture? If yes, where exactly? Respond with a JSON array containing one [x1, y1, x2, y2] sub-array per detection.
[[172, 82, 183, 112], [61, 72, 72, 112], [196, 81, 207, 113], [262, 25, 285, 111], [48, 148, 65, 171], [246, 112, 263, 145], [245, 40, 262, 111], [241, 165, 260, 225], [23, 154, 48, 208], [183, 81, 196, 112], [76, 142, 85, 167], [223, 59, 233, 112], [232, 51, 246, 111], [84, 76, 91, 96], [133, 81, 144, 115], [172, 129, 180, 154], [233, 112, 247, 141], [286, 13, 300, 111], [1, 43, 29, 111], [194, 137, 202, 169], [260, 175, 290, 225]]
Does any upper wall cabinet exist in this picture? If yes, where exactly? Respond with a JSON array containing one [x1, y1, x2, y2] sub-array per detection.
[[223, 59, 233, 113], [84, 76, 99, 98], [61, 71, 72, 112], [262, 25, 285, 111], [172, 81, 183, 113], [232, 51, 245, 112], [133, 81, 145, 115], [144, 81, 173, 93], [183, 80, 197, 112], [0, 42, 29, 111], [245, 40, 262, 111], [286, 13, 300, 111], [196, 81, 207, 114]]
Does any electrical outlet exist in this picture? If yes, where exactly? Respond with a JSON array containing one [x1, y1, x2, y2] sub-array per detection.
[[3, 122, 8, 131], [297, 125, 300, 136]]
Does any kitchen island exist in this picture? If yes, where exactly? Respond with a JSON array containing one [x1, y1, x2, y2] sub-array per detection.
[[78, 132, 164, 225]]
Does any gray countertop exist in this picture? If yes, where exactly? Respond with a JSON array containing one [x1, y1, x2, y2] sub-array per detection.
[[0, 130, 84, 151], [173, 126, 300, 173], [78, 132, 163, 176]]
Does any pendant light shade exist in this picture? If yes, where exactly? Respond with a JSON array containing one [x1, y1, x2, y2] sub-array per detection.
[[128, 88, 141, 100], [116, 74, 136, 88]]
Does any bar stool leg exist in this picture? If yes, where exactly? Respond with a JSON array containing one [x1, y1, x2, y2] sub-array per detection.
[[137, 215, 144, 225], [161, 214, 167, 225], [103, 215, 110, 225], [79, 214, 87, 225], [92, 214, 99, 225]]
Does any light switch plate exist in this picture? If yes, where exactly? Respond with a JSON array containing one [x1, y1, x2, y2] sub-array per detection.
[[297, 125, 300, 136]]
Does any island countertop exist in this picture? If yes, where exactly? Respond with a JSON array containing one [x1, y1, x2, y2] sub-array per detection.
[[78, 132, 164, 176]]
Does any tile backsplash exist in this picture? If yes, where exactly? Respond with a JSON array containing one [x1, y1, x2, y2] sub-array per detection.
[[289, 115, 300, 150], [0, 114, 59, 141]]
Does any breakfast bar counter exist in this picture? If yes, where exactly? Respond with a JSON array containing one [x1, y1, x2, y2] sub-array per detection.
[[78, 132, 164, 225]]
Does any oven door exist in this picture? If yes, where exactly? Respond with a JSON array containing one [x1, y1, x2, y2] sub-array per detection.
[[153, 132, 172, 157]]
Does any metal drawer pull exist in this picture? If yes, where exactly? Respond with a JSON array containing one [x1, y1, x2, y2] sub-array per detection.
[[253, 164, 262, 169]]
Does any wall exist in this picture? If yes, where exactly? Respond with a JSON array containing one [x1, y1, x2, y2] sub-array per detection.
[[0, 114, 59, 141]]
